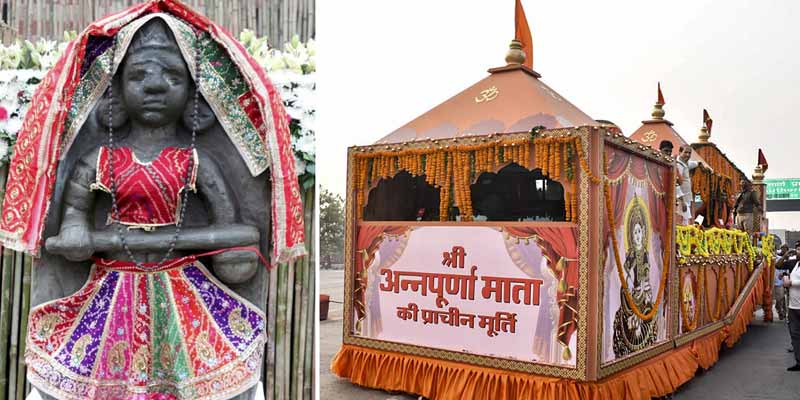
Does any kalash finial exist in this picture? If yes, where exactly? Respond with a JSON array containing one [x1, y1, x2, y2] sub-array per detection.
[[651, 82, 666, 120], [505, 39, 527, 65], [753, 164, 765, 184], [698, 108, 712, 143]]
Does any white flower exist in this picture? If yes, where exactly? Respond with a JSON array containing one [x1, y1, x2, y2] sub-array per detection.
[[3, 44, 21, 69], [295, 158, 307, 176], [240, 29, 256, 48], [56, 42, 69, 57], [5, 118, 22, 138], [0, 139, 9, 161], [293, 132, 314, 155], [35, 39, 57, 54], [40, 53, 58, 70]]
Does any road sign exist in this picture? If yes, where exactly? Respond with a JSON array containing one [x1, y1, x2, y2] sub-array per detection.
[[765, 179, 800, 200]]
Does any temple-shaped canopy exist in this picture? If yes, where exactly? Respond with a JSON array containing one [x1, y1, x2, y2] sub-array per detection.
[[375, 49, 598, 144], [628, 83, 709, 165]]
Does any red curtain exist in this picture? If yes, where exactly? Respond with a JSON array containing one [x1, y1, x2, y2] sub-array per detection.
[[353, 225, 410, 320], [643, 161, 669, 247], [506, 226, 579, 349], [604, 147, 670, 254], [604, 147, 630, 252]]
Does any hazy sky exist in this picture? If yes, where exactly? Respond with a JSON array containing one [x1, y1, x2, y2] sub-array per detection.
[[316, 0, 800, 229]]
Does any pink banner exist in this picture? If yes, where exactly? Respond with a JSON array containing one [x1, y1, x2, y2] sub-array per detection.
[[355, 224, 579, 367]]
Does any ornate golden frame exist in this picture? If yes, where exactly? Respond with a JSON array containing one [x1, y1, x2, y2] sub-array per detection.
[[596, 138, 677, 378], [341, 128, 596, 380]]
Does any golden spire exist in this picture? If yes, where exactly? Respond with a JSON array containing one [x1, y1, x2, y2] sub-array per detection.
[[505, 39, 526, 65], [651, 82, 665, 120], [753, 164, 765, 184], [698, 126, 710, 143], [698, 109, 712, 143]]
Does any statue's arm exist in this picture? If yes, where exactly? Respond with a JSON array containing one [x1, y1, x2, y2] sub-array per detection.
[[195, 149, 236, 225], [45, 148, 100, 261], [195, 150, 260, 284]]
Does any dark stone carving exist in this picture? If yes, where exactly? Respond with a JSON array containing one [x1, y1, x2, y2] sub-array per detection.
[[35, 19, 268, 400]]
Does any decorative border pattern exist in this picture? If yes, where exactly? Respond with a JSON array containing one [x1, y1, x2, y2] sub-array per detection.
[[342, 127, 593, 380], [598, 340, 675, 378], [350, 126, 673, 169], [670, 212, 680, 339]]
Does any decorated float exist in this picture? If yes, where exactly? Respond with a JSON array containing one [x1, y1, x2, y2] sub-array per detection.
[[331, 4, 775, 398]]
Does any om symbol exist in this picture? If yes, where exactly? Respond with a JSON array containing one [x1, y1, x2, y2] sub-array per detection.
[[641, 130, 658, 143], [474, 86, 500, 103]]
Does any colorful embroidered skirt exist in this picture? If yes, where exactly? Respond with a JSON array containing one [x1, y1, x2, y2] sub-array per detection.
[[25, 258, 266, 400]]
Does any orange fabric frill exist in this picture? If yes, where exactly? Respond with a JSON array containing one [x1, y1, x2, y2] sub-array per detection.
[[331, 267, 765, 400], [332, 343, 697, 400]]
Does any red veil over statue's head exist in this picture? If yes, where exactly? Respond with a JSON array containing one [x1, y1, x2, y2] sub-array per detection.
[[0, 0, 305, 265]]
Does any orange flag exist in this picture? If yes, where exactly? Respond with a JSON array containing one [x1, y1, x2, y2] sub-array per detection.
[[515, 0, 533, 69], [703, 109, 712, 133], [758, 148, 768, 171]]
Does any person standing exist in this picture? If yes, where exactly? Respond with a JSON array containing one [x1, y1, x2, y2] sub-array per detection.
[[783, 242, 800, 370], [675, 146, 704, 225], [659, 140, 674, 157], [777, 242, 800, 353], [733, 179, 763, 233], [776, 244, 790, 320]]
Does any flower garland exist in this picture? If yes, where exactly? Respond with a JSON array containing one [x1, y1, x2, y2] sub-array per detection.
[[680, 269, 700, 332], [676, 225, 756, 270], [352, 133, 616, 222], [691, 167, 734, 224], [762, 234, 775, 269], [695, 145, 742, 196], [354, 136, 569, 221]]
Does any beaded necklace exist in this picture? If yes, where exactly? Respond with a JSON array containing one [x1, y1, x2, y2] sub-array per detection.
[[105, 31, 201, 271]]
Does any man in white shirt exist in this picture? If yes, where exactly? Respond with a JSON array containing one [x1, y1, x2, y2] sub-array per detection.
[[782, 242, 800, 371], [675, 146, 705, 225]]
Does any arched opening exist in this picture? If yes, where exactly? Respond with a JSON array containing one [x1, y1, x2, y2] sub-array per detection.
[[363, 171, 440, 221], [471, 163, 566, 221]]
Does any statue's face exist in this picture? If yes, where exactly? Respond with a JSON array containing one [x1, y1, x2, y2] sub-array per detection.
[[121, 47, 190, 127], [633, 223, 644, 250]]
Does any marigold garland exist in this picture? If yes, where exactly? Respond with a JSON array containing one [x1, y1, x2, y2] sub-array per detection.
[[762, 234, 775, 269], [695, 145, 742, 196], [676, 226, 756, 270], [351, 135, 595, 222]]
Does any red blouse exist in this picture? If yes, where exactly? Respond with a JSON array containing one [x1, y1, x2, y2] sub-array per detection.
[[92, 146, 198, 229]]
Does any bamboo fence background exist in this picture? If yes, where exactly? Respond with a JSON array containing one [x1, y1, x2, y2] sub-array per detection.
[[0, 164, 317, 400], [0, 0, 315, 46]]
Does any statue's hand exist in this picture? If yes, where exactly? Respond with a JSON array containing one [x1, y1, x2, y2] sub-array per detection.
[[211, 250, 258, 285], [46, 225, 95, 261]]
